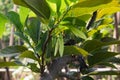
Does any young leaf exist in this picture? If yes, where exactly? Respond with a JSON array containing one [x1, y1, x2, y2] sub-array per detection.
[[0, 46, 28, 57], [52, 25, 68, 36], [0, 13, 8, 38], [69, 26, 87, 39], [58, 35, 64, 57], [54, 38, 59, 56], [54, 35, 64, 57]]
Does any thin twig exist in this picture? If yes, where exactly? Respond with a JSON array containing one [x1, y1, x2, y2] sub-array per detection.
[[41, 28, 53, 75], [4, 58, 11, 80]]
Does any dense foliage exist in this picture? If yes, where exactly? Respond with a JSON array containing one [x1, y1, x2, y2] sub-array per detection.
[[0, 0, 120, 80]]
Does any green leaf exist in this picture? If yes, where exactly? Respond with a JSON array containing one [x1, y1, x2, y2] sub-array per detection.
[[54, 35, 64, 57], [13, 0, 50, 20], [24, 0, 50, 19], [19, 50, 38, 61], [67, 0, 119, 17], [7, 11, 23, 31], [81, 40, 120, 52], [0, 13, 8, 38], [59, 34, 64, 57], [98, 62, 117, 69], [13, 0, 28, 7], [46, 0, 57, 13], [35, 32, 48, 54], [52, 25, 68, 36], [59, 0, 68, 13], [97, 7, 120, 19], [81, 40, 102, 52], [19, 6, 30, 25], [0, 61, 22, 67], [0, 46, 28, 57], [47, 0, 71, 17], [28, 63, 40, 73], [26, 17, 40, 44], [15, 32, 30, 44], [64, 0, 78, 6], [69, 26, 87, 39], [101, 37, 117, 42], [54, 38, 59, 56], [88, 69, 120, 75], [56, 0, 61, 13], [63, 17, 86, 27], [106, 57, 120, 64], [46, 0, 61, 14], [46, 39, 53, 58], [64, 46, 89, 57], [77, 14, 92, 22], [88, 51, 119, 66]]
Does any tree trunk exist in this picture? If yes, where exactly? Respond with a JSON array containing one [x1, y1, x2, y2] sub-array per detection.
[[40, 55, 87, 80]]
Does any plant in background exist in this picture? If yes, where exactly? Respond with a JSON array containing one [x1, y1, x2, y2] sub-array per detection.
[[0, 0, 120, 80]]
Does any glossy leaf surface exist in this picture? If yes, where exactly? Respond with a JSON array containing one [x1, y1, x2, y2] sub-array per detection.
[[81, 40, 120, 52], [13, 0, 50, 20], [7, 11, 23, 31], [0, 46, 27, 57], [67, 0, 119, 17]]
